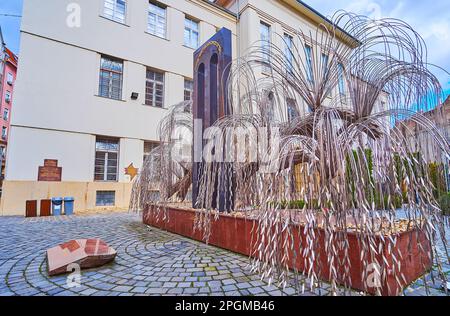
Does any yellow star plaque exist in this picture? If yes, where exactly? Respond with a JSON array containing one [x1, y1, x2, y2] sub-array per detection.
[[124, 163, 139, 180]]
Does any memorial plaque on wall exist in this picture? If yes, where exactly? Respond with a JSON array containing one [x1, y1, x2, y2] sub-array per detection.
[[38, 159, 62, 182]]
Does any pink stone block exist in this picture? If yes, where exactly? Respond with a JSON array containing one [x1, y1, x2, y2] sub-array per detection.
[[47, 239, 116, 276]]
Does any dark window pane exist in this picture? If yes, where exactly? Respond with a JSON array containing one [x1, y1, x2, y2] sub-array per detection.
[[96, 191, 115, 206]]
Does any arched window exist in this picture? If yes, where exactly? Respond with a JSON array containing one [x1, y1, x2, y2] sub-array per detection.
[[210, 54, 218, 124], [197, 63, 205, 122]]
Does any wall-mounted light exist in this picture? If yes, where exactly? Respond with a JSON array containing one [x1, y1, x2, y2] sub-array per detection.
[[131, 92, 139, 100]]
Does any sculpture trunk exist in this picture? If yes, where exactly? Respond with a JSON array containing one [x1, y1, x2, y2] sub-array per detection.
[[192, 28, 235, 212]]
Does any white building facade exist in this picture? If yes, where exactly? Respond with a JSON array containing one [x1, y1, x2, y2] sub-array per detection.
[[1, 0, 362, 215]]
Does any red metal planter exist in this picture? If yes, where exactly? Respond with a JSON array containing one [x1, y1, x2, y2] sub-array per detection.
[[143, 204, 431, 296]]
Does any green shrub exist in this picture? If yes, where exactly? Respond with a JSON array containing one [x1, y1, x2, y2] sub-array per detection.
[[428, 162, 447, 198], [438, 193, 450, 216], [270, 199, 322, 210], [373, 193, 403, 210]]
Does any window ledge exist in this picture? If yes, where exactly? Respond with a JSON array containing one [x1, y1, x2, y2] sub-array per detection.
[[94, 95, 127, 102], [142, 104, 168, 110], [99, 15, 130, 27], [182, 45, 197, 51], [94, 181, 119, 183], [144, 31, 169, 41]]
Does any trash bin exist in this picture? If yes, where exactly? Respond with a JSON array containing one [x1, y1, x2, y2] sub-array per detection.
[[64, 197, 75, 216], [51, 197, 63, 216]]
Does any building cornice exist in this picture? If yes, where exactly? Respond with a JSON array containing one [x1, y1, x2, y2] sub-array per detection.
[[217, 0, 359, 48], [195, 0, 237, 21], [283, 0, 359, 48]]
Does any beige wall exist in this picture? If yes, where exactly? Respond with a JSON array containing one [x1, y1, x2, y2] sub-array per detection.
[[1, 181, 132, 216], [2, 0, 237, 216], [13, 0, 237, 140], [3, 0, 386, 216], [5, 126, 95, 182]]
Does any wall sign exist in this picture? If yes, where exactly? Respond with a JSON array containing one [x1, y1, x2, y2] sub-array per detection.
[[38, 159, 62, 182]]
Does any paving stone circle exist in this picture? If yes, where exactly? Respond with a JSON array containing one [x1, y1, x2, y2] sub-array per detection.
[[0, 213, 447, 296]]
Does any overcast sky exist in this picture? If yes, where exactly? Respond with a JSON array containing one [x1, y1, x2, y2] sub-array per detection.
[[0, 0, 449, 94]]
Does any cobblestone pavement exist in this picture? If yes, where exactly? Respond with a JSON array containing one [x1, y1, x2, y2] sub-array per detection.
[[0, 213, 447, 296]]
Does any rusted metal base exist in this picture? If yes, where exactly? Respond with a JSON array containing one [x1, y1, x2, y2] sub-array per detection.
[[143, 204, 431, 296]]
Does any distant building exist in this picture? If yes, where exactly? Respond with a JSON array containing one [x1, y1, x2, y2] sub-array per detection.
[[0, 27, 5, 174], [395, 95, 450, 163], [0, 28, 18, 194], [2, 0, 385, 215]]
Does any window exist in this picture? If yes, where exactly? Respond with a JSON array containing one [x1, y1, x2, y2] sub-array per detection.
[[284, 34, 294, 74], [0, 147, 5, 160], [94, 138, 119, 182], [3, 108, 9, 121], [305, 45, 314, 83], [5, 91, 11, 103], [322, 53, 331, 96], [184, 17, 199, 49], [287, 98, 298, 121], [103, 0, 126, 24], [321, 53, 329, 78], [266, 91, 275, 120], [6, 73, 13, 85], [144, 141, 159, 162], [145, 69, 164, 107], [96, 191, 116, 206], [2, 127, 7, 140], [99, 56, 123, 100], [338, 63, 345, 95], [148, 2, 166, 38], [184, 78, 193, 101], [260, 22, 271, 72]]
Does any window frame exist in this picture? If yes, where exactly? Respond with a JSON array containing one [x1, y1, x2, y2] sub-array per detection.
[[284, 33, 294, 74], [184, 78, 194, 101], [148, 1, 167, 39], [287, 98, 298, 122], [6, 72, 13, 85], [98, 55, 124, 100], [96, 191, 116, 206], [305, 44, 314, 83], [184, 17, 200, 49], [3, 108, 9, 121], [260, 21, 271, 72], [103, 0, 127, 24], [145, 68, 165, 108], [94, 137, 120, 182], [338, 63, 345, 95], [321, 53, 329, 78], [143, 141, 160, 162], [5, 91, 11, 103]]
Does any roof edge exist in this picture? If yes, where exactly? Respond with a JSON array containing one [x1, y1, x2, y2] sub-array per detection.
[[201, 0, 237, 18]]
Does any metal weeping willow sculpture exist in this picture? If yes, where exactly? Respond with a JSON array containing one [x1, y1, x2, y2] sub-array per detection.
[[131, 12, 450, 296]]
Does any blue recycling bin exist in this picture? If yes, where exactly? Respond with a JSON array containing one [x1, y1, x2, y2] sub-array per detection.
[[51, 197, 63, 216], [64, 197, 75, 215]]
